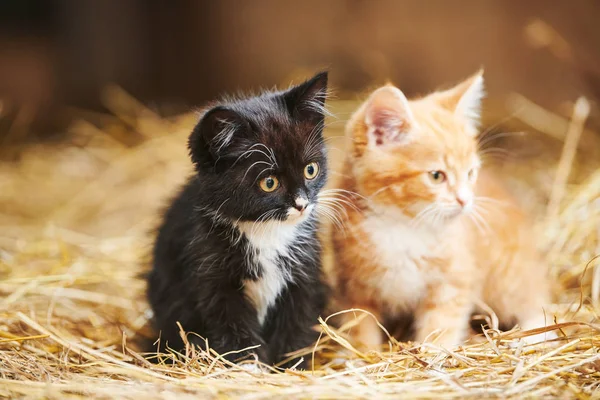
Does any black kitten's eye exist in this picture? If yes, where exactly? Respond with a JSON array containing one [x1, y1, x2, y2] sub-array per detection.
[[259, 176, 279, 192], [304, 162, 319, 180], [428, 170, 446, 184]]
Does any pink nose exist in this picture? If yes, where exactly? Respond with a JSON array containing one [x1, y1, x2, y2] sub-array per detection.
[[455, 188, 472, 208], [457, 193, 473, 208]]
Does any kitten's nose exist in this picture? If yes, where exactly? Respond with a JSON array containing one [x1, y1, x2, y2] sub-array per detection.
[[294, 197, 308, 212], [456, 188, 472, 209]]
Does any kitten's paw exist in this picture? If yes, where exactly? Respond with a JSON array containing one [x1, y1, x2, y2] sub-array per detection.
[[239, 362, 268, 374], [517, 315, 560, 346], [506, 330, 558, 348], [415, 331, 464, 353], [521, 330, 558, 346], [418, 342, 461, 354]]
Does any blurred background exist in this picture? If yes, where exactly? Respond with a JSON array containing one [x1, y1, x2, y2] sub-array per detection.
[[2, 1, 600, 142]]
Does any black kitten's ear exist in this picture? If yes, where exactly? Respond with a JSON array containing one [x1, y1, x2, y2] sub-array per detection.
[[283, 71, 329, 124], [188, 106, 249, 166]]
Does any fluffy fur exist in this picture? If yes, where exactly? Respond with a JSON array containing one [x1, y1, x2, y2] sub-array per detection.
[[330, 71, 555, 349], [148, 72, 330, 368]]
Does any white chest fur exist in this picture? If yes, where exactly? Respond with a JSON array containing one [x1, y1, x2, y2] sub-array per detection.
[[360, 206, 440, 312], [236, 220, 300, 325]]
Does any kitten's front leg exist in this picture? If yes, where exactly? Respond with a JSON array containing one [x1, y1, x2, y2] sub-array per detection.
[[266, 279, 327, 370], [341, 306, 384, 351], [197, 286, 268, 363], [414, 279, 473, 349]]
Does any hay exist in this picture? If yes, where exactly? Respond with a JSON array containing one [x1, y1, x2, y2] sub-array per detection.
[[2, 62, 600, 400]]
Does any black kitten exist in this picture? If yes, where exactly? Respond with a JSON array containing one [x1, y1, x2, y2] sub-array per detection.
[[147, 72, 330, 369]]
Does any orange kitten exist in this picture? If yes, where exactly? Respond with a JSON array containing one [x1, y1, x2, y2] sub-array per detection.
[[330, 71, 555, 349]]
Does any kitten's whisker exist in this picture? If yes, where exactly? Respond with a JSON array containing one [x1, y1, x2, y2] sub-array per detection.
[[475, 196, 511, 208], [425, 207, 444, 228], [323, 135, 346, 143], [477, 105, 525, 139], [249, 209, 277, 238], [248, 214, 264, 238], [322, 146, 344, 157], [317, 196, 361, 213], [410, 205, 438, 229], [473, 211, 490, 234], [478, 148, 514, 163], [306, 119, 324, 145], [251, 167, 276, 186], [479, 152, 514, 164], [236, 143, 277, 168], [303, 120, 325, 160], [434, 207, 451, 227], [213, 119, 239, 152], [367, 185, 394, 201], [316, 199, 351, 219], [474, 205, 491, 215], [467, 211, 485, 235], [316, 200, 346, 220], [417, 206, 436, 228], [479, 147, 513, 156], [477, 131, 525, 149], [472, 203, 497, 231], [472, 202, 494, 219], [319, 198, 363, 215], [305, 90, 333, 118], [251, 143, 278, 166], [203, 199, 230, 239], [319, 188, 367, 200], [328, 171, 351, 178], [257, 213, 278, 244], [316, 204, 346, 234], [434, 204, 458, 225], [315, 205, 338, 226], [240, 161, 273, 184], [318, 191, 360, 203], [317, 207, 345, 231], [470, 206, 492, 235], [268, 147, 278, 168], [231, 146, 273, 168], [327, 145, 346, 154]]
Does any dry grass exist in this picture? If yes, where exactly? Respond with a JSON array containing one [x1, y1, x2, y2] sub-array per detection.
[[2, 72, 600, 398]]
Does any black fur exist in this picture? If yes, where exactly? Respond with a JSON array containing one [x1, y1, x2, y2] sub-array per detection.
[[147, 72, 330, 369]]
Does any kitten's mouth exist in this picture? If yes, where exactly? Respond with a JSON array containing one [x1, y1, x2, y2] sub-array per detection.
[[417, 207, 464, 226], [440, 207, 468, 221], [286, 204, 313, 223]]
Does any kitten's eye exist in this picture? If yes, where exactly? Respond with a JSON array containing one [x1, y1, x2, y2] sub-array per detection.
[[259, 176, 279, 192], [428, 170, 446, 184], [304, 162, 319, 180]]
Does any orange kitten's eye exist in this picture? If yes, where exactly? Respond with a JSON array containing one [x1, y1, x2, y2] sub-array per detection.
[[468, 168, 477, 180], [259, 176, 279, 192], [304, 162, 319, 180], [428, 170, 446, 184]]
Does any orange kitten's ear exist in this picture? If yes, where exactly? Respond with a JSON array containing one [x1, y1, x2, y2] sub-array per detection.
[[364, 85, 415, 146], [436, 70, 485, 135]]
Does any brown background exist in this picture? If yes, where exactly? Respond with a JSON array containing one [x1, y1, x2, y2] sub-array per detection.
[[1, 0, 600, 143]]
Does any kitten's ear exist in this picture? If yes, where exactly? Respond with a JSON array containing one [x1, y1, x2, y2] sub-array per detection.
[[436, 70, 485, 135], [364, 85, 415, 146], [283, 71, 329, 124], [188, 106, 249, 166]]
